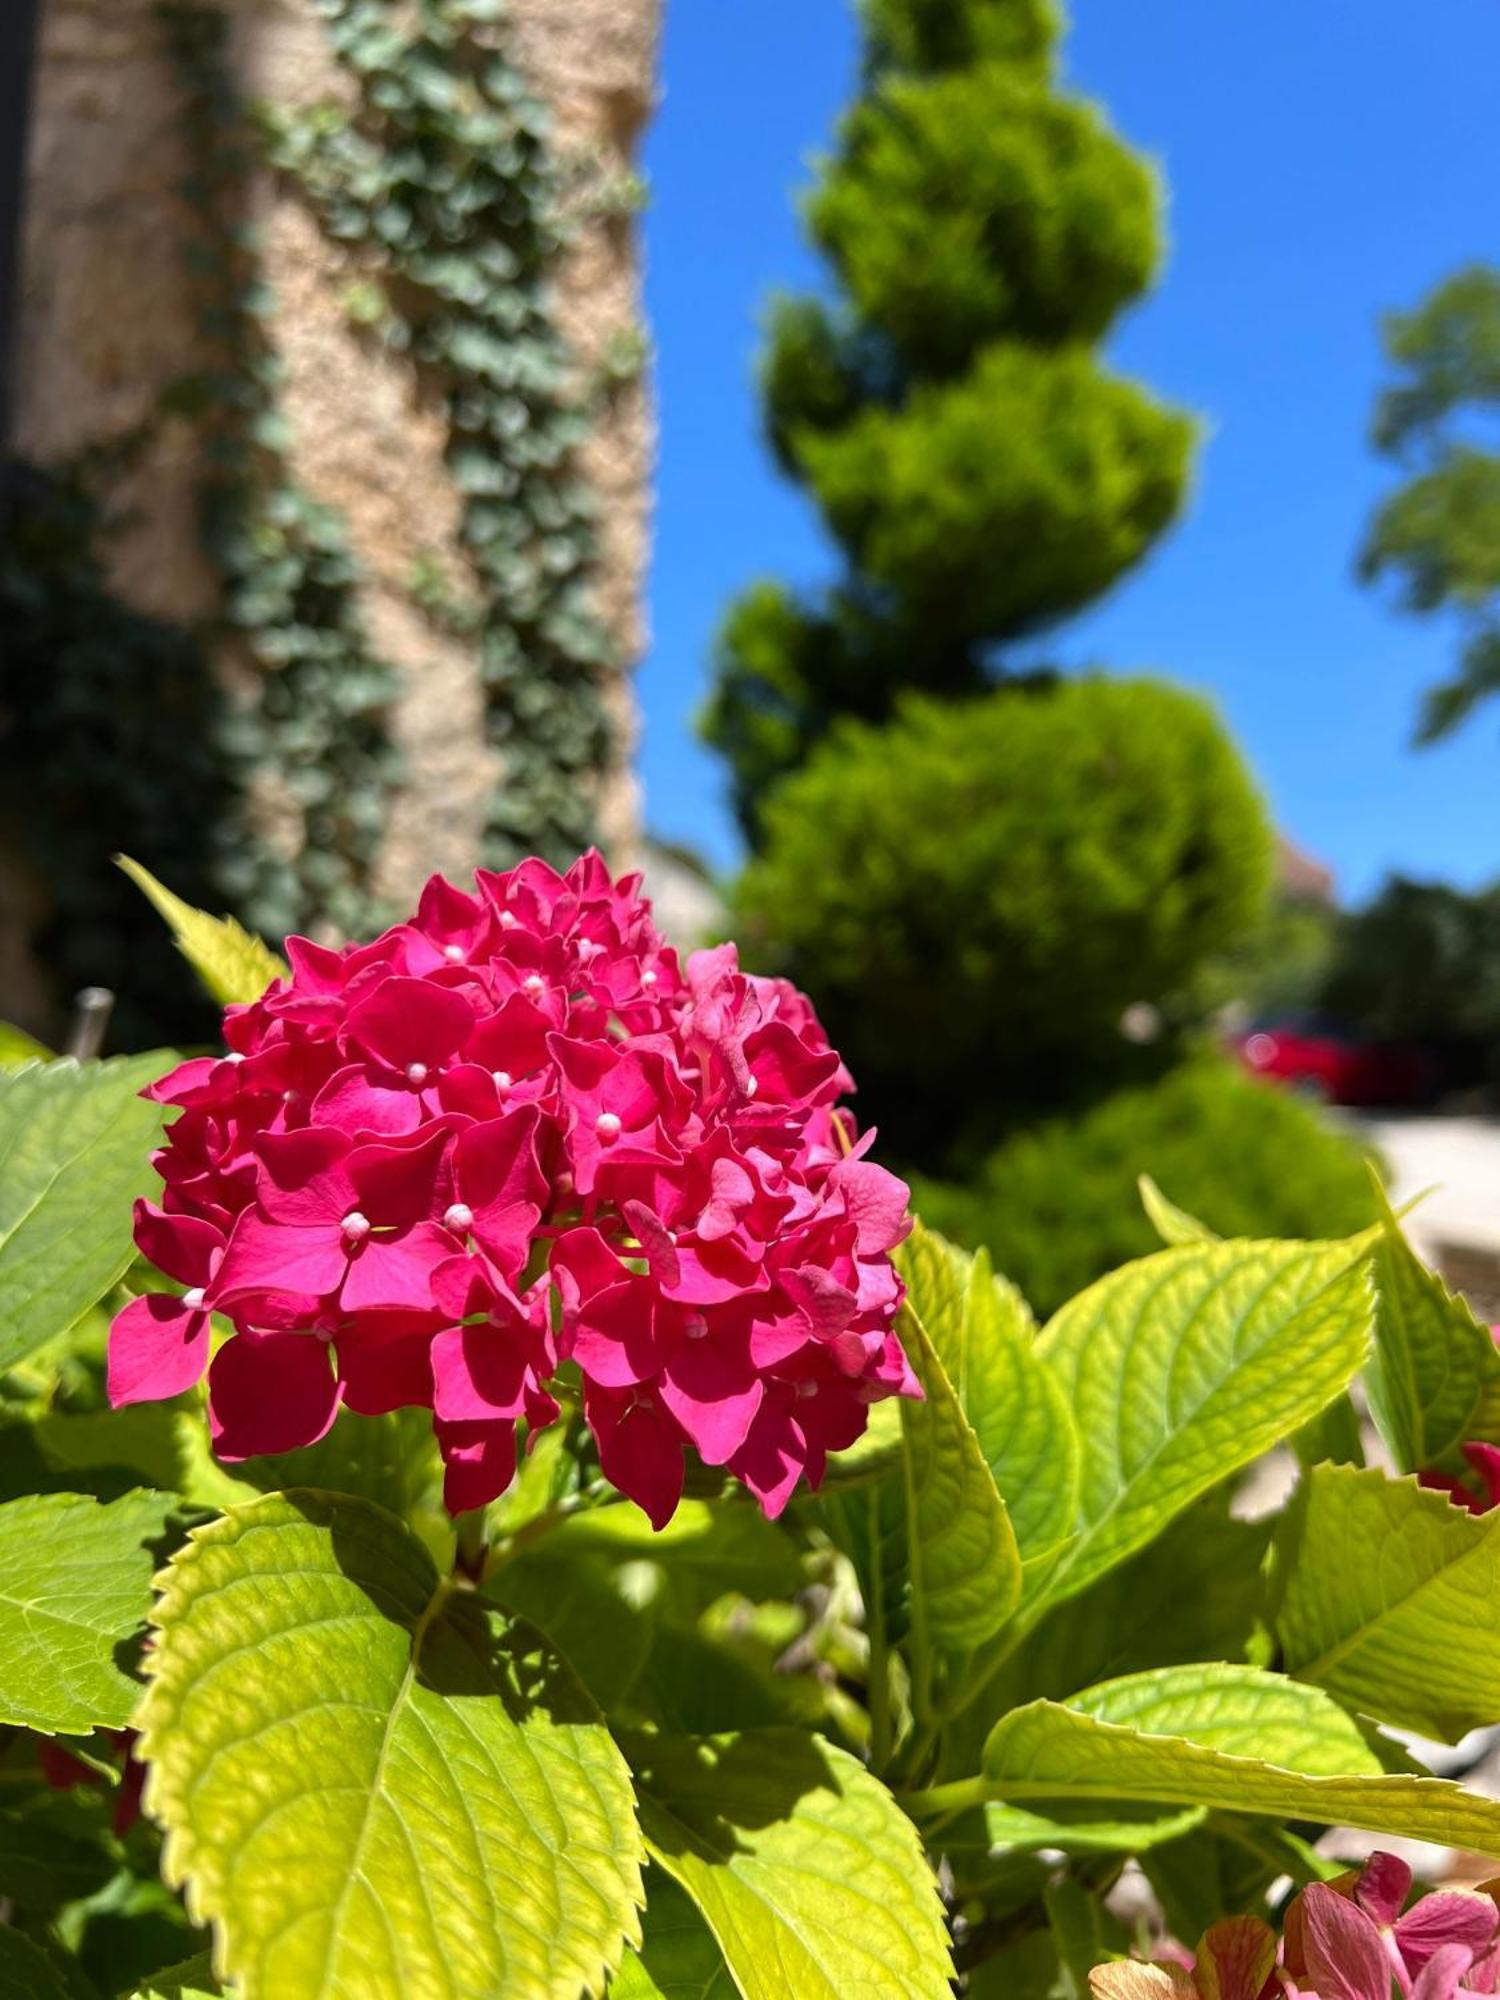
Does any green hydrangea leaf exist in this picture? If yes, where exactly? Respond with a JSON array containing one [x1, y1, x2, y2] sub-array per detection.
[[958, 1661, 1500, 1854], [0, 1801, 116, 1910], [139, 1491, 643, 2000], [0, 1489, 174, 1734], [609, 1873, 737, 1999], [898, 1279, 1024, 1657], [0, 1055, 168, 1372], [1365, 1193, 1500, 1474], [0, 1926, 101, 1999], [125, 1954, 219, 2000], [0, 1019, 52, 1071], [117, 858, 288, 1006], [898, 1222, 1076, 1572], [1274, 1462, 1500, 1741], [1035, 1238, 1374, 1606], [969, 1492, 1270, 1723], [628, 1729, 953, 2000], [1137, 1175, 1218, 1246]]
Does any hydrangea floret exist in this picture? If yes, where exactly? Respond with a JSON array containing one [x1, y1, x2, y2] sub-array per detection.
[[1090, 1852, 1500, 1999], [108, 852, 918, 1525]]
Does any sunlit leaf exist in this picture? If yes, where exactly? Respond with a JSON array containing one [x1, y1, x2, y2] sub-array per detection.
[[0, 1055, 167, 1372], [1035, 1238, 1373, 1606], [117, 857, 287, 1006], [140, 1491, 643, 2000], [962, 1661, 1500, 1853], [1275, 1461, 1500, 1740], [0, 1489, 174, 1734], [629, 1729, 952, 2000]]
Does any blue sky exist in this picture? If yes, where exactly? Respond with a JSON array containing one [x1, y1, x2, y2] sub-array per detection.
[[638, 1, 1497, 903]]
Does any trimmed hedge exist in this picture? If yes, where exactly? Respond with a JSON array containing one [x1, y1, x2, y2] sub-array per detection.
[[732, 677, 1272, 1153], [908, 1054, 1380, 1320]]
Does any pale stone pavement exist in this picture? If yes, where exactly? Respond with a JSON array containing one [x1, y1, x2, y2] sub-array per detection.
[[1358, 1113, 1500, 1259]]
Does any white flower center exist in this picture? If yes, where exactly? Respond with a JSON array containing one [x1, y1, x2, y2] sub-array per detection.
[[595, 1110, 623, 1143], [444, 1203, 474, 1233], [182, 1287, 207, 1310], [405, 1061, 429, 1086], [340, 1210, 372, 1243], [641, 969, 658, 987], [522, 973, 545, 997], [443, 943, 466, 963], [499, 910, 518, 929], [491, 1069, 512, 1092]]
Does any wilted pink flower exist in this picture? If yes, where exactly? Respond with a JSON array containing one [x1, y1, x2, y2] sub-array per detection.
[[111, 852, 917, 1521]]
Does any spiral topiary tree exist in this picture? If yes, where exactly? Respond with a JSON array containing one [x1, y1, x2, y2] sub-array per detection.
[[701, 0, 1196, 835]]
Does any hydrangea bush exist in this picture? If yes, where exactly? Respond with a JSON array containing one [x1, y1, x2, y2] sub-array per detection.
[[6, 855, 1500, 2000]]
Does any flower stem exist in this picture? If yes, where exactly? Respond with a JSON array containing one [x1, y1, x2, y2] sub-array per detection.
[[453, 1505, 489, 1582]]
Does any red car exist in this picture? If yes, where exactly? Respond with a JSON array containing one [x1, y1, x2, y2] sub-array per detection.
[[1230, 1013, 1435, 1108]]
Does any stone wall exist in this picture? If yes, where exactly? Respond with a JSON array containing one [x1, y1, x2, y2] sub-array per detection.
[[11, 0, 658, 928]]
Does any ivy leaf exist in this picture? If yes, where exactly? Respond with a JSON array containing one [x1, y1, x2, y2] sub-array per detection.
[[1035, 1238, 1374, 1607], [0, 1926, 101, 1999], [610, 1872, 737, 1999], [628, 1729, 953, 2000], [116, 857, 288, 1006], [963, 1662, 1500, 1853], [0, 1054, 167, 1372], [139, 1491, 643, 2000], [1364, 1192, 1500, 1473], [1138, 1175, 1218, 1246], [898, 1223, 1077, 1572], [0, 1490, 174, 1734], [1274, 1462, 1500, 1741]]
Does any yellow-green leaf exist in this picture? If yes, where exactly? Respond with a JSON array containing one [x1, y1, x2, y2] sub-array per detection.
[[959, 1662, 1500, 1855], [139, 1491, 643, 2000], [0, 1489, 174, 1735], [900, 1295, 1023, 1660], [0, 1055, 167, 1371], [899, 1223, 1076, 1571], [630, 1729, 953, 2000], [1035, 1238, 1373, 1607], [1365, 1191, 1500, 1474], [1275, 1462, 1500, 1741], [1138, 1175, 1218, 1246], [117, 857, 287, 1006]]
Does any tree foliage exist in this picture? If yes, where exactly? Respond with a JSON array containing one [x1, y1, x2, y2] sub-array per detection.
[[731, 680, 1272, 1152], [1361, 263, 1500, 741], [701, 0, 1196, 831]]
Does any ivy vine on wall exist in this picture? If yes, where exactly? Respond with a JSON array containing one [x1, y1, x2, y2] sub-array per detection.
[[160, 1, 401, 946], [264, 0, 616, 869]]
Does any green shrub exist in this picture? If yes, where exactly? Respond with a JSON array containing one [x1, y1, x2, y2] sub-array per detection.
[[732, 677, 1272, 1152], [909, 1054, 1380, 1318], [808, 66, 1160, 370]]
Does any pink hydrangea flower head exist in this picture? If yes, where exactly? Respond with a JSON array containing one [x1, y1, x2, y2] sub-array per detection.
[[112, 852, 917, 1522]]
